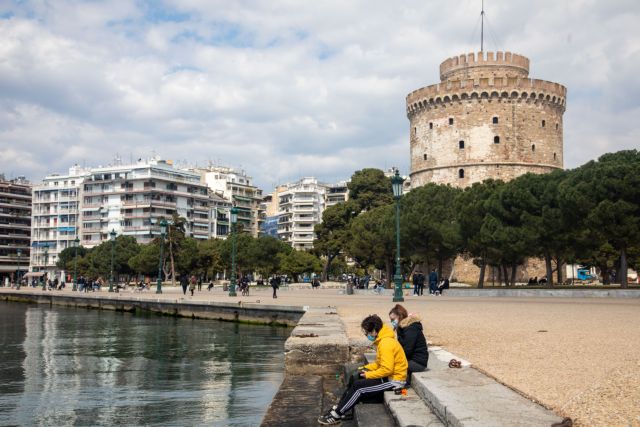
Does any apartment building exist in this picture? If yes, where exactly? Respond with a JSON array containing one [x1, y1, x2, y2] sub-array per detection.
[[195, 166, 263, 237], [277, 177, 326, 250], [325, 181, 349, 207], [0, 175, 31, 282], [30, 159, 212, 277], [30, 165, 86, 277]]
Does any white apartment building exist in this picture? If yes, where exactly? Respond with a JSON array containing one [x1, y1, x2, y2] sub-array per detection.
[[31, 165, 87, 277], [325, 181, 349, 207], [277, 177, 326, 251], [31, 159, 212, 277], [81, 159, 211, 247], [195, 166, 263, 237]]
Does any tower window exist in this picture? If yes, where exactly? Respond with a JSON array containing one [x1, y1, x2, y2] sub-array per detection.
[[414, 127, 417, 135], [542, 120, 546, 128], [423, 154, 427, 160], [494, 136, 500, 144], [429, 122, 433, 129], [553, 152, 557, 160], [556, 123, 559, 130], [459, 140, 465, 149], [492, 116, 498, 124], [458, 169, 465, 179], [449, 118, 454, 125], [532, 144, 536, 152]]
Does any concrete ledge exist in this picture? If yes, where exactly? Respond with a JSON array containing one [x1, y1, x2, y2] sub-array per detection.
[[445, 288, 640, 298], [384, 389, 444, 427], [0, 291, 305, 326], [413, 347, 563, 426], [284, 307, 349, 375]]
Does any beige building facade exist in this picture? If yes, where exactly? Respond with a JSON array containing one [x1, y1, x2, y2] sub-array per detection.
[[408, 51, 566, 188]]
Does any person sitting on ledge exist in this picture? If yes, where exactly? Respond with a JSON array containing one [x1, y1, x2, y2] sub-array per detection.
[[317, 314, 407, 425], [436, 278, 450, 295]]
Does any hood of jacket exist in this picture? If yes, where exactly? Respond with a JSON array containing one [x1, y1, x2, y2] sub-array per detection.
[[399, 314, 422, 329], [373, 323, 396, 344]]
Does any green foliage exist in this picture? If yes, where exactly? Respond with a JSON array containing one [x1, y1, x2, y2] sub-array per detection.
[[348, 168, 393, 212], [128, 241, 160, 276], [56, 245, 89, 271], [346, 205, 395, 280], [278, 250, 322, 282]]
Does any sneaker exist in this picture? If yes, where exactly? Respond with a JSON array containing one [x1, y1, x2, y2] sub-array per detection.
[[318, 410, 342, 425]]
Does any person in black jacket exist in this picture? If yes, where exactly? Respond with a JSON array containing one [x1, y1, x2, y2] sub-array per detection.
[[389, 304, 428, 385]]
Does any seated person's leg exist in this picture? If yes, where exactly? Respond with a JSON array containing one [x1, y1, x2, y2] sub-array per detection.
[[335, 378, 396, 416]]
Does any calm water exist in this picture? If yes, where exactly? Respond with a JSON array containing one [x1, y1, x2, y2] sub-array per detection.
[[0, 301, 289, 426]]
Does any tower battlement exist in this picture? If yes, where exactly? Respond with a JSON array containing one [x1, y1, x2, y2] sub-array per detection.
[[440, 51, 530, 81]]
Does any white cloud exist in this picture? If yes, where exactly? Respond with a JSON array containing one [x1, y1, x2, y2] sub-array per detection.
[[0, 0, 639, 190]]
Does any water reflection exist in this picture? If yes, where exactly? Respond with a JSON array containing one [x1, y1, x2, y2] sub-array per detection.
[[0, 302, 288, 426]]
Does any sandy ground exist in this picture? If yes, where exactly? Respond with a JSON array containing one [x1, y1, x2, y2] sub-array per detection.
[[4, 284, 639, 426]]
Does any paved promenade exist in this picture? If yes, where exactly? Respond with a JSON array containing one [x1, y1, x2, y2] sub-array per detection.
[[3, 284, 638, 426]]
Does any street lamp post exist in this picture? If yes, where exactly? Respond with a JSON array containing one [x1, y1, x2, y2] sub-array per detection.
[[109, 229, 116, 292], [16, 248, 22, 290], [156, 219, 168, 294], [72, 237, 80, 291], [228, 207, 238, 297], [391, 169, 405, 303], [42, 244, 49, 291]]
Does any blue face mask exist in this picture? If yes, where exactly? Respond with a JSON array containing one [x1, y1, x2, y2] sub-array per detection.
[[390, 320, 398, 329], [366, 334, 376, 342]]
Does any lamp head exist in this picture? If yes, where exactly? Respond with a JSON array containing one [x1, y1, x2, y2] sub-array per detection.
[[391, 169, 405, 199], [230, 206, 238, 224], [159, 219, 168, 235], [110, 229, 117, 240]]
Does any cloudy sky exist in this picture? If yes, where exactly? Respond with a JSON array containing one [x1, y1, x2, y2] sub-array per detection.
[[0, 0, 638, 191]]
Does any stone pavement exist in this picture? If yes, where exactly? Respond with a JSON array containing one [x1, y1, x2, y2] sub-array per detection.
[[3, 284, 639, 425]]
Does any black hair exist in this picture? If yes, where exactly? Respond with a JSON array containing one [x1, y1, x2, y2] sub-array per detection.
[[361, 315, 383, 334]]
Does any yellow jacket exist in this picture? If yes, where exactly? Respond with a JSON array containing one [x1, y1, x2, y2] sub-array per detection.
[[363, 324, 408, 382]]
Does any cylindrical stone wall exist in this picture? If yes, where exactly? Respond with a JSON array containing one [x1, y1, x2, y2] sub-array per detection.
[[407, 51, 566, 188]]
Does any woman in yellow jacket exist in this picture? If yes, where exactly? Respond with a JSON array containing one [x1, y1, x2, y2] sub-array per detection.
[[318, 315, 408, 425]]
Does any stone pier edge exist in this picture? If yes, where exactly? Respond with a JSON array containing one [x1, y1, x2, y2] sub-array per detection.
[[0, 291, 306, 327]]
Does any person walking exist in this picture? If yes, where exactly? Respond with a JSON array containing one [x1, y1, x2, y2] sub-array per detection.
[[197, 277, 202, 291], [317, 314, 407, 425], [189, 275, 196, 296], [412, 272, 419, 296], [270, 275, 280, 299], [428, 269, 438, 295], [389, 304, 428, 385], [180, 274, 188, 296]]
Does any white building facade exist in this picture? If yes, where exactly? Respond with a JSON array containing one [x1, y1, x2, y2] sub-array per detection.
[[277, 177, 326, 251], [30, 160, 213, 277], [195, 166, 263, 237]]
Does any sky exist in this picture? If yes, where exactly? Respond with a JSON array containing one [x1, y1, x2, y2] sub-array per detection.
[[0, 0, 639, 191]]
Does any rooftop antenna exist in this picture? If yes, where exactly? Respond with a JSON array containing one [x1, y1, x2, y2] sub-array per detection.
[[481, 0, 485, 52]]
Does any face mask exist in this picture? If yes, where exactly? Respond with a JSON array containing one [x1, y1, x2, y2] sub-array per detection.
[[390, 320, 398, 329], [366, 334, 376, 342]]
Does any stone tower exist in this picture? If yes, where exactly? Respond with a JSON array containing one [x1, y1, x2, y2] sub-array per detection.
[[407, 51, 566, 188]]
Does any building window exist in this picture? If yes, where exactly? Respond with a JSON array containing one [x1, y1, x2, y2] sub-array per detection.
[[423, 154, 427, 160], [449, 118, 454, 125], [556, 123, 559, 130], [542, 120, 546, 128], [458, 169, 464, 178], [532, 144, 536, 152], [494, 136, 500, 144], [429, 122, 433, 129], [553, 152, 557, 160], [492, 116, 498, 124], [459, 140, 465, 149], [414, 127, 417, 135]]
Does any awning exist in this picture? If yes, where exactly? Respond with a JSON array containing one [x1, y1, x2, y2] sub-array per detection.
[[23, 272, 46, 278]]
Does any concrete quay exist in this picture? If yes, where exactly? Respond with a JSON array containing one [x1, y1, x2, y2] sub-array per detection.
[[0, 289, 305, 326]]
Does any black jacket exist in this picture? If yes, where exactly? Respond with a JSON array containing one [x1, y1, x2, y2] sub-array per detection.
[[397, 315, 429, 367]]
